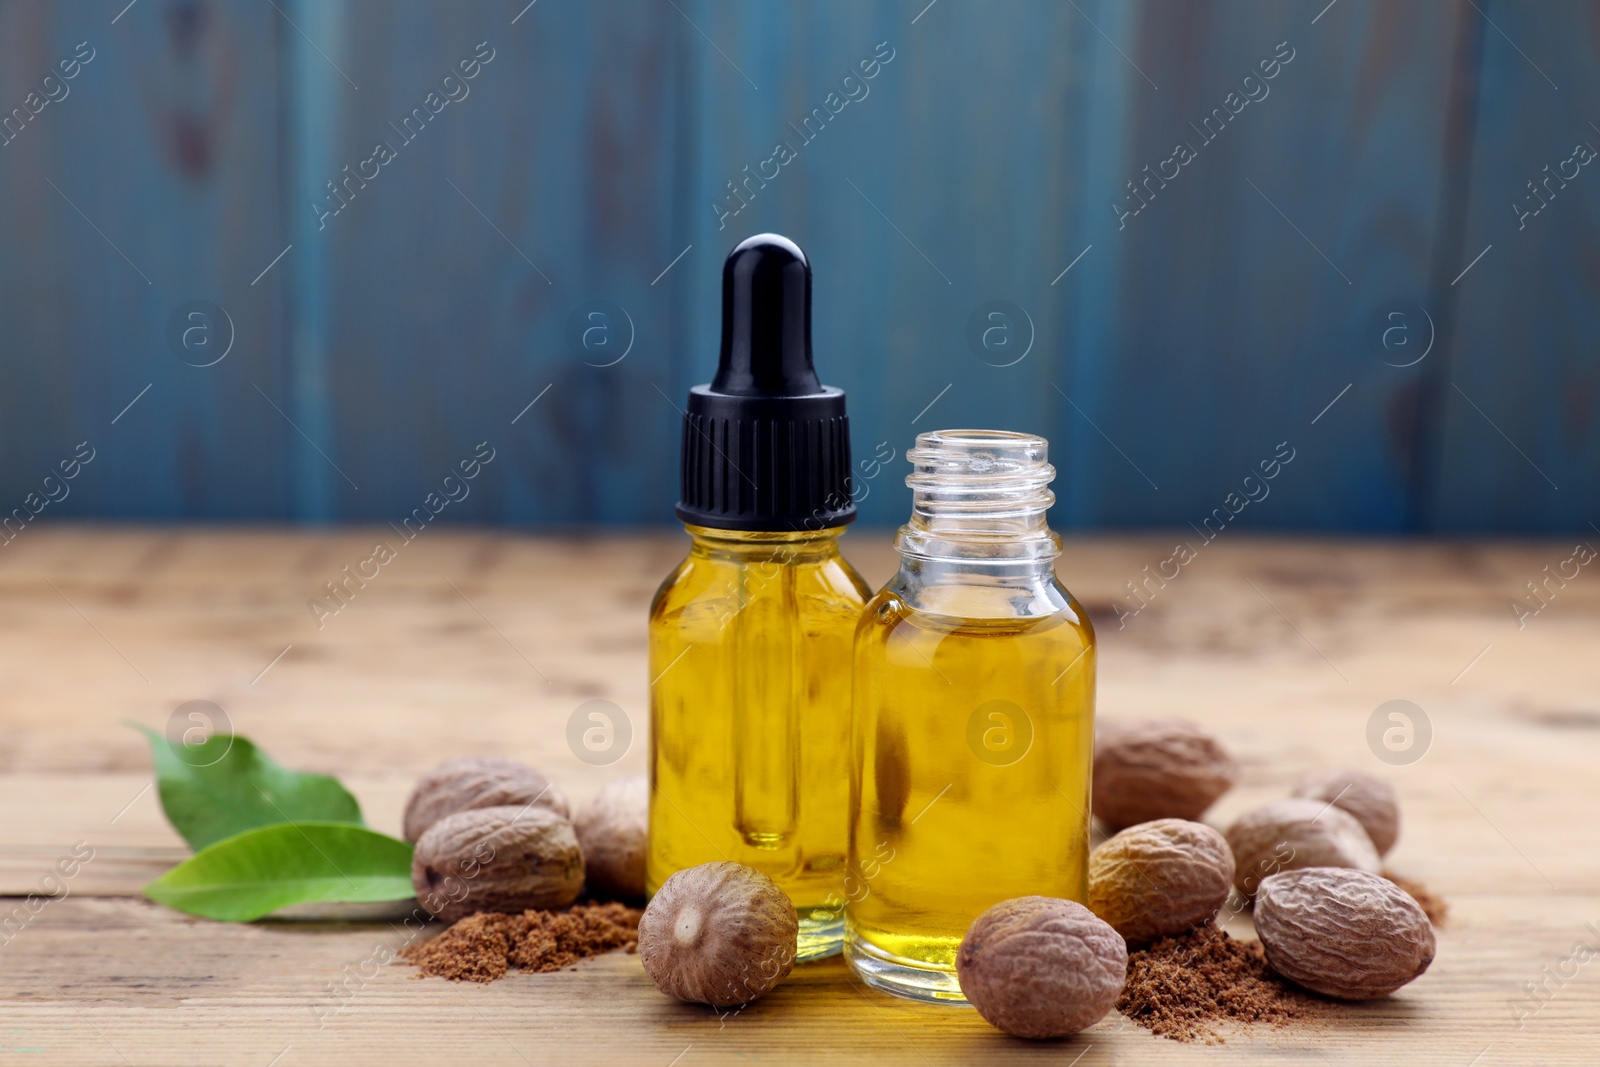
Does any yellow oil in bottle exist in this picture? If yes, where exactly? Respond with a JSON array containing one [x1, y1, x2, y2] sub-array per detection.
[[845, 429, 1094, 1001], [649, 526, 870, 960]]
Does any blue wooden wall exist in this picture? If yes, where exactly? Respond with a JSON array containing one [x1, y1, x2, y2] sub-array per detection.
[[0, 0, 1593, 533]]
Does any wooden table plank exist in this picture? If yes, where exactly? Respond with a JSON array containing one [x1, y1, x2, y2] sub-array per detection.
[[2, 894, 1596, 1066], [1, 528, 1596, 1064]]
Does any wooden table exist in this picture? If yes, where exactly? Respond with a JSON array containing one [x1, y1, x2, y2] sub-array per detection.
[[1, 528, 1594, 1065]]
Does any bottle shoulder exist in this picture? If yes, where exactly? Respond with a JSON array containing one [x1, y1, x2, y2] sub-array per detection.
[[861, 567, 1093, 642], [649, 555, 695, 620], [650, 543, 870, 631]]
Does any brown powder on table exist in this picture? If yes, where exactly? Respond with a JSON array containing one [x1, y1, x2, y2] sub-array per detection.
[[1117, 927, 1325, 1044], [400, 902, 641, 983], [1384, 869, 1449, 927]]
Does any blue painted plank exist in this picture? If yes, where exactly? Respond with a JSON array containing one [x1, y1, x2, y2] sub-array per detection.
[[306, 0, 686, 525], [0, 0, 293, 521], [1429, 0, 1600, 533], [1055, 0, 1475, 533], [283, 0, 353, 521]]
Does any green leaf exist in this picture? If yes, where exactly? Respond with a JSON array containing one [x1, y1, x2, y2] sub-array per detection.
[[129, 722, 363, 851], [143, 822, 414, 922]]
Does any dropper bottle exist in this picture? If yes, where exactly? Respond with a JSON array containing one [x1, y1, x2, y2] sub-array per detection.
[[647, 234, 870, 961]]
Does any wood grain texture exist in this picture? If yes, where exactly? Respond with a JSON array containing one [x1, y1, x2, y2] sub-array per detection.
[[1, 893, 1594, 1066], [0, 528, 1597, 1063]]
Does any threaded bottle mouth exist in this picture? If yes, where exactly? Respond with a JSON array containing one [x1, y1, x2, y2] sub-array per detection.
[[897, 429, 1059, 562]]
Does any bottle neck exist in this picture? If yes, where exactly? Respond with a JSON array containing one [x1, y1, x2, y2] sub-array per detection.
[[685, 523, 846, 565], [893, 430, 1060, 572]]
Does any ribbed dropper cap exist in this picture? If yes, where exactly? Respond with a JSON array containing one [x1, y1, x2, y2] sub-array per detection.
[[676, 234, 855, 531]]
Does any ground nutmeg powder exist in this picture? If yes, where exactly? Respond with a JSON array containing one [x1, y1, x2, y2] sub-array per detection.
[[400, 902, 642, 983], [1117, 926, 1325, 1043]]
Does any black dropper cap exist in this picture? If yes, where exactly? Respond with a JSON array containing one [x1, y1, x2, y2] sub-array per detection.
[[676, 234, 855, 531]]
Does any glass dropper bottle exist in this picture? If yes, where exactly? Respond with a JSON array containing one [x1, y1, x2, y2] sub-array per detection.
[[647, 234, 870, 961]]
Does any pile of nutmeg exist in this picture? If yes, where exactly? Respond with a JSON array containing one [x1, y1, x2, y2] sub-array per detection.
[[400, 721, 1438, 1044], [1074, 718, 1437, 1034], [402, 757, 649, 916]]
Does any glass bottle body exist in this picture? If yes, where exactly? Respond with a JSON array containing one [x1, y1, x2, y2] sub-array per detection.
[[845, 430, 1095, 1001], [648, 525, 870, 961]]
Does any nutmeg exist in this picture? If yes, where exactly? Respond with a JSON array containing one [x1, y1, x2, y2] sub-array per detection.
[[637, 862, 797, 1007], [1292, 768, 1400, 856], [1224, 797, 1380, 897], [411, 805, 584, 923], [402, 755, 570, 843], [956, 896, 1127, 1039], [1092, 718, 1238, 831], [1255, 867, 1435, 999], [574, 776, 647, 901], [1088, 819, 1235, 943]]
